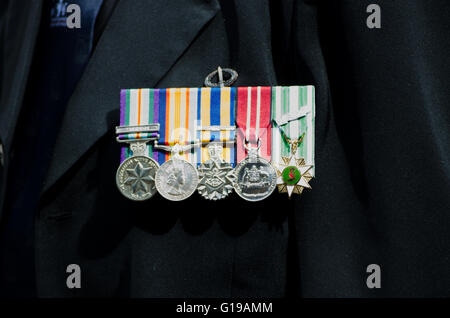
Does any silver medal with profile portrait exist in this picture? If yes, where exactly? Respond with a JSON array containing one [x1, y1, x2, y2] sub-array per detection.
[[154, 143, 199, 201]]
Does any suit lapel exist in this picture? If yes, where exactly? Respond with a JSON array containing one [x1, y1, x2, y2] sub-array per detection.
[[0, 0, 43, 152], [42, 0, 220, 193]]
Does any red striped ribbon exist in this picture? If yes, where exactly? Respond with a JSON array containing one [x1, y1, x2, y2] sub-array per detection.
[[236, 86, 272, 162]]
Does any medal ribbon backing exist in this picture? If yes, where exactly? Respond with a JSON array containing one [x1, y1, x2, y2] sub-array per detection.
[[197, 87, 236, 167], [120, 88, 160, 163], [120, 86, 314, 170], [236, 86, 272, 162], [271, 86, 315, 176], [120, 88, 236, 166], [158, 88, 198, 164]]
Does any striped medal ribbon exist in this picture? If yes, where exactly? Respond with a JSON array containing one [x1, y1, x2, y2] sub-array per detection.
[[271, 86, 315, 198], [196, 87, 236, 200], [152, 87, 236, 201], [236, 86, 272, 162], [119, 88, 161, 163], [271, 86, 315, 176], [196, 87, 236, 167], [233, 86, 276, 201], [116, 88, 161, 201], [121, 88, 236, 167]]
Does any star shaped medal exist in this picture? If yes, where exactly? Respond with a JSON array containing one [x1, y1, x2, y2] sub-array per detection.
[[197, 143, 235, 200], [276, 133, 313, 198], [115, 124, 160, 201], [124, 161, 155, 194]]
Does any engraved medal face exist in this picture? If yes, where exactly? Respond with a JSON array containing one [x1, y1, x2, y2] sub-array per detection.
[[116, 155, 159, 201], [155, 158, 199, 201], [197, 144, 235, 200], [233, 156, 277, 201]]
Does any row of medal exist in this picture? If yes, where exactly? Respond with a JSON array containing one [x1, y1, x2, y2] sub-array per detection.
[[115, 124, 313, 202]]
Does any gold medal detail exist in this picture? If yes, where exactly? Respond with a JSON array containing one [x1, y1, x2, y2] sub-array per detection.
[[275, 133, 313, 198], [276, 156, 312, 198]]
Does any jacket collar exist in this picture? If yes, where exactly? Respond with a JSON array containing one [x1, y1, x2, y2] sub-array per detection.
[[41, 0, 220, 193]]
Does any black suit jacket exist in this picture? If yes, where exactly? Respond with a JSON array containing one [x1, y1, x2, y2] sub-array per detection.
[[1, 0, 449, 297]]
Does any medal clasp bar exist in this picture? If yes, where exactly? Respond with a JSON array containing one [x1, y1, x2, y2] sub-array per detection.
[[116, 133, 160, 157], [115, 124, 160, 135], [196, 125, 236, 131], [115, 123, 161, 151]]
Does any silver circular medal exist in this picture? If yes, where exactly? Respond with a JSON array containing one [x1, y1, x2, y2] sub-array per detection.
[[233, 142, 277, 201], [155, 158, 199, 201], [116, 155, 159, 201]]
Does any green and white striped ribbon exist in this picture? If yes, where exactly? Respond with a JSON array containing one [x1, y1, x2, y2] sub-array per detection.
[[271, 86, 315, 176]]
